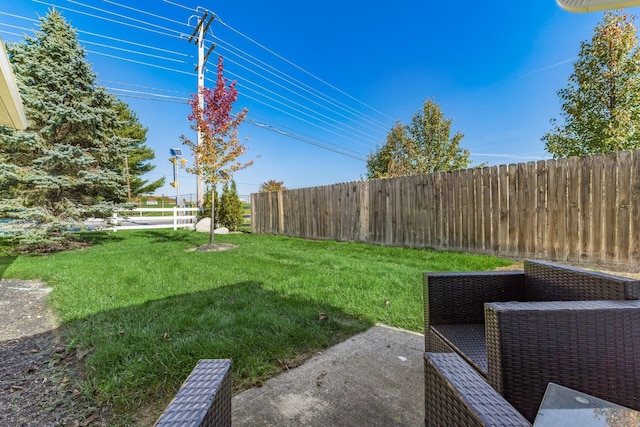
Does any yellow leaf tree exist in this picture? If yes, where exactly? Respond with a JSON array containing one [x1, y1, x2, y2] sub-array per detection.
[[181, 55, 252, 244]]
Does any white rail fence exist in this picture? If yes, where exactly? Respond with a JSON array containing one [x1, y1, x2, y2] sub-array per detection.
[[111, 207, 202, 231]]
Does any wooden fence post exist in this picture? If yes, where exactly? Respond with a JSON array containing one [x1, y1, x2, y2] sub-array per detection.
[[277, 191, 284, 234], [359, 181, 369, 243]]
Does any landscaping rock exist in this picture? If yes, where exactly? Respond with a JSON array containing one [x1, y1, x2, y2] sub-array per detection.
[[195, 218, 211, 233], [195, 219, 229, 235]]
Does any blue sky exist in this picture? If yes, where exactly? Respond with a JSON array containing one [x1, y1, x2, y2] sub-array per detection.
[[0, 1, 612, 198]]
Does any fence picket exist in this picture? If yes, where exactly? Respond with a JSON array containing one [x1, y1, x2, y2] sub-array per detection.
[[557, 157, 569, 261], [631, 151, 640, 270], [498, 164, 509, 253], [617, 151, 631, 266], [567, 157, 580, 263], [603, 153, 618, 266], [579, 156, 592, 265]]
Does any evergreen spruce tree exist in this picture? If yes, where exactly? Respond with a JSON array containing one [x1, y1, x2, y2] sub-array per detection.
[[112, 100, 164, 201], [201, 185, 219, 225], [0, 10, 131, 246], [218, 181, 243, 231], [227, 180, 244, 231], [218, 182, 230, 228]]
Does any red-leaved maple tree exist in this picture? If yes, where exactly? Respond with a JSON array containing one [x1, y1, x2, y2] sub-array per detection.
[[181, 55, 253, 244]]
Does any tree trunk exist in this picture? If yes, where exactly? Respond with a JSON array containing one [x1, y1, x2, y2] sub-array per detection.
[[209, 188, 215, 245]]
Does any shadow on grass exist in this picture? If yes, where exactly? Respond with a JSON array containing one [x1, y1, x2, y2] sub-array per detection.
[[76, 231, 124, 246], [0, 255, 17, 278], [62, 280, 373, 418], [138, 229, 203, 244], [79, 229, 200, 248]]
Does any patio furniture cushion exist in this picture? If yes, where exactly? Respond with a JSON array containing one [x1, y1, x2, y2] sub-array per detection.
[[430, 324, 487, 374]]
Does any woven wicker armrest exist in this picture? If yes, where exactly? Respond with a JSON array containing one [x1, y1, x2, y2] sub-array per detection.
[[424, 352, 531, 427], [485, 300, 640, 422], [524, 260, 640, 301], [155, 359, 233, 427], [423, 271, 525, 351]]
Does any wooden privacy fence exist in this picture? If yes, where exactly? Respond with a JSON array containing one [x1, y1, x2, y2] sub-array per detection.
[[251, 150, 640, 271]]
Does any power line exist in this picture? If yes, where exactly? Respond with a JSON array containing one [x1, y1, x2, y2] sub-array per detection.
[[36, 0, 380, 143], [32, 0, 182, 39], [109, 93, 187, 104], [100, 81, 368, 160], [213, 38, 388, 137], [77, 0, 388, 140], [216, 57, 383, 142], [102, 85, 367, 161], [87, 49, 194, 76], [104, 87, 189, 102], [162, 0, 197, 13], [236, 87, 371, 154], [1, 11, 191, 62], [213, 36, 389, 134], [0, 29, 24, 39], [83, 39, 187, 63], [227, 76, 379, 148], [219, 56, 382, 144], [244, 117, 367, 161], [0, 11, 38, 23], [103, 0, 188, 27], [215, 14, 394, 122], [101, 81, 368, 161], [100, 79, 192, 96], [101, 84, 367, 161], [0, 18, 188, 63], [80, 28, 191, 57], [67, 0, 186, 37], [0, 22, 35, 34], [1, 3, 375, 161]]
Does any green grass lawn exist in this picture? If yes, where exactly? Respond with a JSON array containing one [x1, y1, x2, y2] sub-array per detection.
[[0, 230, 512, 421]]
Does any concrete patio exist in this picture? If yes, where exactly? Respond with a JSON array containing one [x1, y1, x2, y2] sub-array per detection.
[[232, 324, 424, 426]]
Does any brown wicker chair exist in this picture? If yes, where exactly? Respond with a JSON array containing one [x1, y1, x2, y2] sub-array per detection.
[[424, 352, 531, 426], [484, 300, 640, 421], [423, 260, 640, 423], [154, 359, 232, 427]]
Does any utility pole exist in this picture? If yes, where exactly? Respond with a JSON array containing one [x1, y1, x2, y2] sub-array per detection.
[[188, 9, 215, 208]]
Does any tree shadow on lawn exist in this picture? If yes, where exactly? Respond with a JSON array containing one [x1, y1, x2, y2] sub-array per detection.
[[63, 280, 374, 422], [76, 231, 124, 247], [138, 229, 204, 245], [0, 255, 17, 278]]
